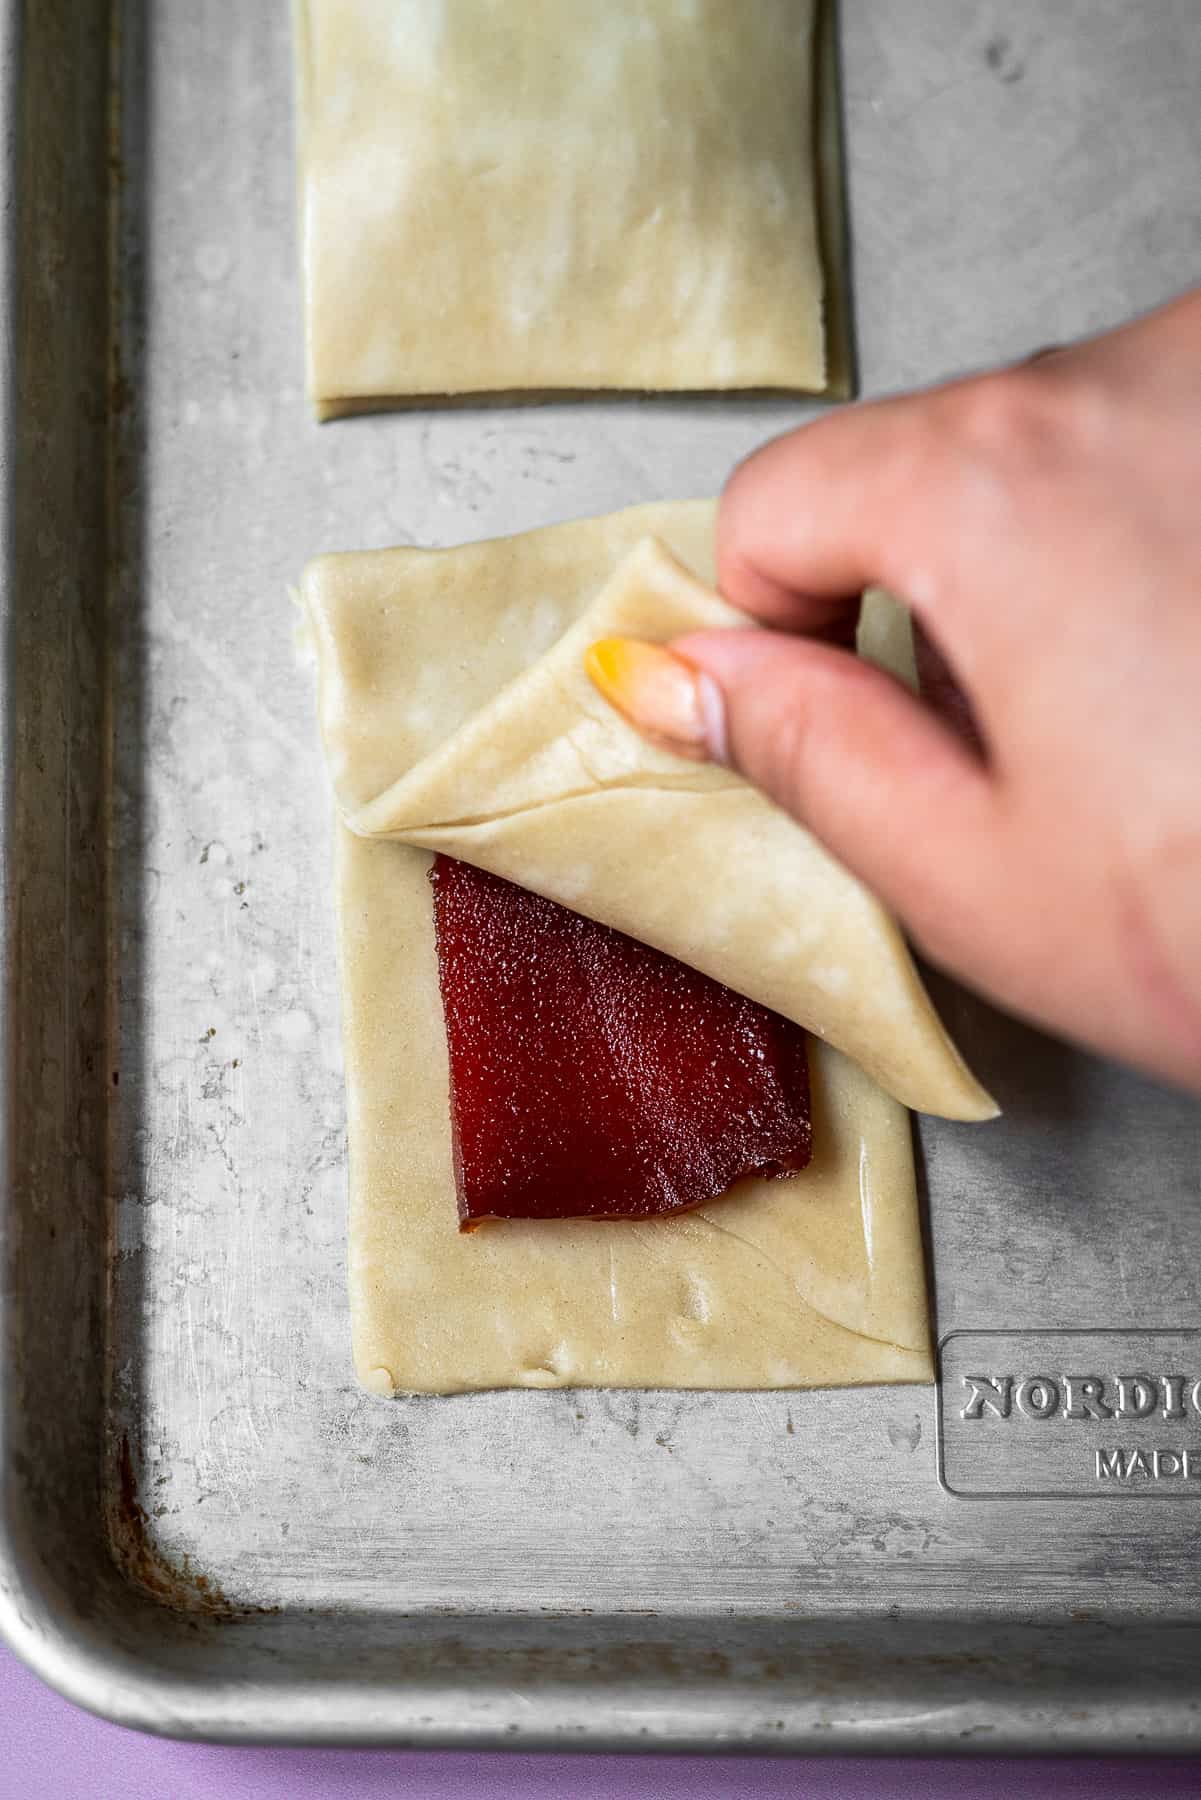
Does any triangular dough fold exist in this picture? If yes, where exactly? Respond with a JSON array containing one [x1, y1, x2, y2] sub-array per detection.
[[349, 536, 995, 1121]]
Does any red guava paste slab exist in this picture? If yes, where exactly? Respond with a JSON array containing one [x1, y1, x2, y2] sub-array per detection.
[[429, 855, 812, 1229]]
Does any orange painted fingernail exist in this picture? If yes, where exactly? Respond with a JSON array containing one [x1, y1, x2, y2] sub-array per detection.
[[585, 638, 726, 763]]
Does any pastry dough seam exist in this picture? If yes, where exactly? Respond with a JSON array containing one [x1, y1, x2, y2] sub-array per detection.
[[352, 772, 740, 839], [691, 1209, 924, 1356]]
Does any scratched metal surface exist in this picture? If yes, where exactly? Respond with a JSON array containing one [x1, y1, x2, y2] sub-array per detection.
[[3, 0, 1201, 1751]]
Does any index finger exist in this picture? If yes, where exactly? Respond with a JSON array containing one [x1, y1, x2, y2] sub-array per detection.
[[716, 394, 935, 632]]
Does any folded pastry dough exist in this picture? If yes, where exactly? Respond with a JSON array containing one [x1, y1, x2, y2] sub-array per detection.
[[347, 537, 995, 1122], [303, 500, 978, 1393], [294, 1, 826, 415]]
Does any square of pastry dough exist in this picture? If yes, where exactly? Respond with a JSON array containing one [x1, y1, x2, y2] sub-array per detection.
[[294, 1, 827, 415], [304, 503, 936, 1394]]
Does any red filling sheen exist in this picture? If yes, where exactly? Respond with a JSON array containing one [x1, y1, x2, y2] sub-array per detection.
[[430, 855, 812, 1229]]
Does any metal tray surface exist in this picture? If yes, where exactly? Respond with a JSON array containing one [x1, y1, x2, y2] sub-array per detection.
[[2, 0, 1201, 1752]]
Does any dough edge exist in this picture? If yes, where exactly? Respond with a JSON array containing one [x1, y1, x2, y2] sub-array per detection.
[[305, 500, 939, 1396]]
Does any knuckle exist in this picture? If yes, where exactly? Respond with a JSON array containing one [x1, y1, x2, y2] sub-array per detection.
[[941, 367, 1051, 459], [939, 360, 1110, 471]]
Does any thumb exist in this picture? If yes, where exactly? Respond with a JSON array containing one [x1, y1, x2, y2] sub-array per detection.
[[670, 628, 1005, 969]]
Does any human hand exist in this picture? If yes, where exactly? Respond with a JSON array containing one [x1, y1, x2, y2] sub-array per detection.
[[588, 289, 1201, 1093]]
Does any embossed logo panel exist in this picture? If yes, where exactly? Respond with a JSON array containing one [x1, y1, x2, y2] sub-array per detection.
[[938, 1330, 1201, 1498]]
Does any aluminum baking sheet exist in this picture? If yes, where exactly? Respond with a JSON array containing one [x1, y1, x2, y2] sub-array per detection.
[[2, 0, 1201, 1752]]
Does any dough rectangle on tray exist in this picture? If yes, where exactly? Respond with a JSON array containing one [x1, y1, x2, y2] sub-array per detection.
[[304, 502, 935, 1394], [294, 0, 827, 415]]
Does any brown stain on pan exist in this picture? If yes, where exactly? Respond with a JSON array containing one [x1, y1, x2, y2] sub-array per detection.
[[109, 1434, 245, 1618]]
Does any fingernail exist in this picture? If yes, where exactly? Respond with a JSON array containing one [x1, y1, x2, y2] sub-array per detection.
[[585, 638, 727, 764]]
